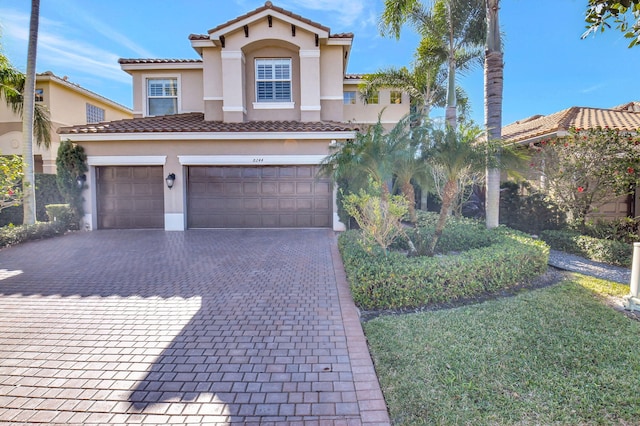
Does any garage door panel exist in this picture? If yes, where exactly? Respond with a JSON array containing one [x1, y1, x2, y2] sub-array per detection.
[[316, 182, 331, 194], [262, 199, 278, 211], [97, 166, 164, 229], [314, 198, 331, 210], [261, 182, 278, 194], [187, 165, 331, 228], [279, 182, 295, 194], [244, 198, 260, 209], [296, 182, 313, 194], [296, 167, 313, 178], [243, 182, 259, 194], [296, 199, 313, 210]]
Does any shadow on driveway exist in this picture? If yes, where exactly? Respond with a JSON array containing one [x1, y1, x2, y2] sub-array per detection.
[[0, 229, 367, 423]]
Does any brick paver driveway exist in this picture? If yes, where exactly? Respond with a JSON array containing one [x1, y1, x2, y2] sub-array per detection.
[[0, 229, 389, 425]]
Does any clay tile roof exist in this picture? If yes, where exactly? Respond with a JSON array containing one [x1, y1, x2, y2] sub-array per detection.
[[208, 1, 330, 35], [502, 106, 640, 144], [188, 34, 210, 41], [58, 112, 357, 135], [612, 101, 640, 112], [330, 33, 354, 38], [344, 74, 364, 80], [118, 58, 203, 65]]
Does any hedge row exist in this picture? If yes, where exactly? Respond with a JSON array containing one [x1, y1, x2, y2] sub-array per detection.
[[0, 221, 68, 250], [0, 174, 65, 227], [540, 229, 632, 267], [339, 227, 549, 310]]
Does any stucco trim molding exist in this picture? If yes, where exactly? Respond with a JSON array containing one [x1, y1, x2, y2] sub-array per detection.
[[299, 50, 321, 58], [252, 102, 295, 110], [68, 131, 356, 142], [87, 156, 167, 166], [221, 50, 244, 59], [178, 155, 327, 166]]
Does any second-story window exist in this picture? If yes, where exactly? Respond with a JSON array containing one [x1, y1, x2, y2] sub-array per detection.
[[147, 78, 178, 116], [35, 89, 44, 102], [255, 58, 291, 102], [365, 91, 379, 105], [86, 103, 105, 123], [343, 91, 356, 105]]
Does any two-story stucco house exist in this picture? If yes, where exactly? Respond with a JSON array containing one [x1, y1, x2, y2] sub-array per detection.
[[0, 71, 132, 174], [59, 1, 409, 231]]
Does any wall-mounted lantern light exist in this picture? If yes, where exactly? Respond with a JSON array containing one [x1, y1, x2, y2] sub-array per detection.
[[76, 174, 86, 189], [166, 173, 176, 189]]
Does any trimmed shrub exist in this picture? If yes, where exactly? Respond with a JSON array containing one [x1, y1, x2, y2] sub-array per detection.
[[409, 211, 498, 255], [575, 217, 640, 245], [45, 204, 74, 229], [540, 229, 632, 267], [499, 181, 566, 234], [339, 225, 549, 310], [0, 221, 68, 249]]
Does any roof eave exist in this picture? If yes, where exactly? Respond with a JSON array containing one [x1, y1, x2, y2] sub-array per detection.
[[60, 130, 358, 142], [208, 9, 330, 41]]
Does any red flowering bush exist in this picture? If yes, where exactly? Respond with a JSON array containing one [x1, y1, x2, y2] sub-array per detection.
[[530, 126, 640, 224], [0, 154, 24, 212]]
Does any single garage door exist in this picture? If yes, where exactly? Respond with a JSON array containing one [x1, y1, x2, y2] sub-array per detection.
[[96, 166, 164, 229], [188, 165, 332, 228]]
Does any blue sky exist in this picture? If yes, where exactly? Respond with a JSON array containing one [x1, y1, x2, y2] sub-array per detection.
[[1, 0, 638, 125]]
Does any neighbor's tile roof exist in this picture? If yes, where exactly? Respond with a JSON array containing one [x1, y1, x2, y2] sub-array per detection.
[[208, 1, 330, 35], [118, 58, 203, 65], [502, 106, 640, 144], [58, 112, 357, 134]]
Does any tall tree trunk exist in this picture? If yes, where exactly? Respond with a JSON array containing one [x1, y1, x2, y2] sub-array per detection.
[[401, 179, 417, 223], [427, 179, 456, 256], [21, 0, 40, 225], [484, 0, 503, 229], [444, 1, 457, 128]]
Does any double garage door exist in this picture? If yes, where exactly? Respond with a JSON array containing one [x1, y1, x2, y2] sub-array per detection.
[[96, 165, 332, 229], [188, 165, 332, 228]]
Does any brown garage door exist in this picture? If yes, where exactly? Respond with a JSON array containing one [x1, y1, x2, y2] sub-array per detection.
[[188, 165, 332, 228], [97, 166, 164, 229]]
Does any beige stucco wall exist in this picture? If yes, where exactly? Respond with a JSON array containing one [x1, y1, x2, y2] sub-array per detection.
[[75, 135, 347, 231], [128, 68, 204, 117], [342, 82, 410, 128], [0, 77, 131, 173]]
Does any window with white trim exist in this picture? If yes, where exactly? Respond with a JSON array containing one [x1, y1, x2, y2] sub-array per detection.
[[147, 78, 178, 116], [343, 91, 356, 105], [86, 103, 105, 123], [255, 58, 292, 103]]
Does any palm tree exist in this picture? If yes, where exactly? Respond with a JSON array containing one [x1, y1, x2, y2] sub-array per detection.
[[418, 121, 526, 256], [0, 54, 51, 146], [21, 0, 42, 225], [380, 0, 486, 127], [419, 123, 484, 255], [484, 0, 504, 229], [320, 118, 395, 198], [359, 55, 447, 119]]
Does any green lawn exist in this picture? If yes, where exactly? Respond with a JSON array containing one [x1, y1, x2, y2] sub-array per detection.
[[364, 274, 640, 425]]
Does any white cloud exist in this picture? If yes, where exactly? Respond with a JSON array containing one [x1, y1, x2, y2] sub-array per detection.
[[268, 0, 371, 28], [64, 9, 156, 58], [0, 8, 130, 84]]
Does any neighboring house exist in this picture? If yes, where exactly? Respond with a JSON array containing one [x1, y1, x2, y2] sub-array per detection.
[[502, 103, 640, 219], [59, 1, 409, 231], [0, 71, 132, 174]]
